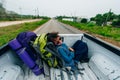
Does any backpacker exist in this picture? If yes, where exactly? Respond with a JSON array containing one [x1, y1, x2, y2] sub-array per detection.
[[72, 40, 88, 62], [8, 31, 44, 76]]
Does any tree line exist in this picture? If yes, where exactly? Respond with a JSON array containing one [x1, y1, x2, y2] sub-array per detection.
[[90, 10, 120, 27], [0, 3, 31, 21], [56, 10, 120, 27], [0, 3, 50, 21]]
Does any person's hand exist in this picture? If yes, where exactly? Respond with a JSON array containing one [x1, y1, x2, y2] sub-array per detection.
[[57, 40, 62, 45], [69, 47, 74, 52]]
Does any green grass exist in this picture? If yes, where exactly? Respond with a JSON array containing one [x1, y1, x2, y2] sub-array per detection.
[[0, 19, 49, 46], [60, 20, 120, 42]]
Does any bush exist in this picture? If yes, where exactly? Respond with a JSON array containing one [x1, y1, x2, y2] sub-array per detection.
[[112, 20, 120, 27], [81, 18, 87, 23], [87, 22, 96, 27]]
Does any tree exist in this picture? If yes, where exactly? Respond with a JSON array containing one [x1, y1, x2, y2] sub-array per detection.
[[90, 17, 95, 21], [95, 14, 103, 26], [102, 11, 117, 26], [112, 20, 120, 27], [0, 3, 6, 15], [117, 15, 120, 20], [81, 18, 87, 23], [90, 11, 120, 27]]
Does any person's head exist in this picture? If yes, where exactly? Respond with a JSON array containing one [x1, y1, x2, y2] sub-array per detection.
[[47, 32, 62, 45], [54, 37, 62, 45]]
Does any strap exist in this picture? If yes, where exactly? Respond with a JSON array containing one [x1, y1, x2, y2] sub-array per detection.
[[45, 45, 65, 68], [36, 35, 43, 58], [37, 35, 41, 49], [31, 64, 37, 69], [43, 51, 49, 56], [15, 46, 23, 51], [18, 48, 26, 55]]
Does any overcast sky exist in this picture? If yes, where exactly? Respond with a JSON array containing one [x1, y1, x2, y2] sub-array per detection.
[[3, 0, 120, 18]]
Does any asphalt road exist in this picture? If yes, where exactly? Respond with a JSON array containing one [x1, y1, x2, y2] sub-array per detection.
[[34, 19, 83, 34]]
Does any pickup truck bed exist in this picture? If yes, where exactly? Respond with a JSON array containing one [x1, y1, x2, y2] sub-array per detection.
[[0, 34, 120, 80]]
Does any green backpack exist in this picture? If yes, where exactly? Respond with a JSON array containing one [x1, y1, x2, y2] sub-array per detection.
[[33, 34, 58, 67]]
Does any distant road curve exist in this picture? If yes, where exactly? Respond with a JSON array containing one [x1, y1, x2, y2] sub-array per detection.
[[0, 19, 41, 27]]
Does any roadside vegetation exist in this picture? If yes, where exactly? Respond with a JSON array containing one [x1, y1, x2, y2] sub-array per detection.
[[0, 19, 49, 46], [56, 11, 120, 47], [0, 2, 50, 46], [56, 11, 120, 27], [60, 20, 120, 44]]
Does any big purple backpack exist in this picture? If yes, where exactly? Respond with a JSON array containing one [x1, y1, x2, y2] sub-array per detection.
[[16, 31, 37, 61], [8, 31, 44, 75]]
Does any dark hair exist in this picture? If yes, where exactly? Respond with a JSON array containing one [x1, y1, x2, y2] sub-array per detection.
[[47, 32, 59, 42]]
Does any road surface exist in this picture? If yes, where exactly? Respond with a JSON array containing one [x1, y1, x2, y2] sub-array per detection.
[[0, 19, 41, 27], [34, 19, 83, 34]]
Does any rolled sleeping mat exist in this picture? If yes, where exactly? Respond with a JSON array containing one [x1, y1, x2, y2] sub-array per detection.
[[9, 39, 37, 61], [9, 39, 35, 68], [8, 39, 22, 51], [8, 39, 43, 75], [17, 48, 44, 75], [16, 48, 36, 68], [32, 65, 44, 75]]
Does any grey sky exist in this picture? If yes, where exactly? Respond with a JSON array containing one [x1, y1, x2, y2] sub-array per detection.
[[3, 0, 120, 18]]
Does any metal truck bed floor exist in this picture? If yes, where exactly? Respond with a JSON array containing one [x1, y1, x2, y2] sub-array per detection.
[[20, 62, 98, 80]]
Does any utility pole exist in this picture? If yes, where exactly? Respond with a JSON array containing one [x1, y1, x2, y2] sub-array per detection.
[[19, 7, 22, 20], [104, 9, 111, 26], [34, 9, 37, 18], [37, 8, 39, 18]]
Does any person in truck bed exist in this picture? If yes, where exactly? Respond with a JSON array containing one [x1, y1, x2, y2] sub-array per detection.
[[55, 36, 89, 70]]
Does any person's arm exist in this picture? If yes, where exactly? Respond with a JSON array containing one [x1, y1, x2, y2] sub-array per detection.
[[58, 47, 74, 63]]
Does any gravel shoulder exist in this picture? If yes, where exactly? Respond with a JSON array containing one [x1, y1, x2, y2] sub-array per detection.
[[0, 19, 41, 27]]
